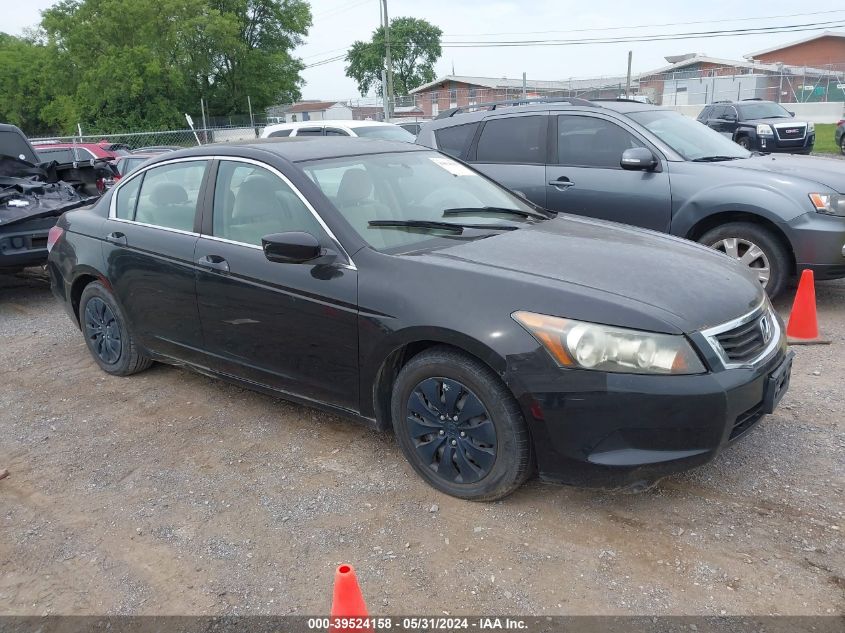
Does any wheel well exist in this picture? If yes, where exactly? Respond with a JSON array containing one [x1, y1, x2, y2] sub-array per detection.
[[686, 212, 796, 275], [372, 340, 498, 431], [70, 274, 98, 325]]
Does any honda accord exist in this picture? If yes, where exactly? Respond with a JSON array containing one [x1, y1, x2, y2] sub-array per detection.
[[47, 138, 792, 500]]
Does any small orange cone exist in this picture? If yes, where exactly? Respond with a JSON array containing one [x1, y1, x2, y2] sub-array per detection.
[[786, 270, 829, 345], [330, 564, 368, 629]]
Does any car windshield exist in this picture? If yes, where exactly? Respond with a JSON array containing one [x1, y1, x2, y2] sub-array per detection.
[[350, 125, 416, 142], [628, 110, 750, 161], [738, 102, 792, 119], [301, 151, 539, 252]]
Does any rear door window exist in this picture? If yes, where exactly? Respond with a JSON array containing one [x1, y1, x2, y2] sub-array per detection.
[[268, 129, 292, 138], [434, 122, 479, 158], [475, 116, 547, 164], [115, 173, 143, 220], [296, 128, 323, 137], [133, 161, 207, 232], [324, 128, 350, 136]]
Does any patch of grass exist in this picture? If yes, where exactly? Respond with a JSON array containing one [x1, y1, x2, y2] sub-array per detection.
[[812, 123, 842, 155]]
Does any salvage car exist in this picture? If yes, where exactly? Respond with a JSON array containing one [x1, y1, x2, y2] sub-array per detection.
[[1, 123, 101, 272], [48, 138, 792, 500], [417, 98, 845, 297]]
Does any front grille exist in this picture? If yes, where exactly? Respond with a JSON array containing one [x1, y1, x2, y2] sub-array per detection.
[[714, 312, 770, 364], [730, 401, 765, 440], [775, 124, 806, 140]]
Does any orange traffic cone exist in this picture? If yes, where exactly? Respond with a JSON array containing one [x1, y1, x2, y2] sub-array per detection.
[[786, 270, 829, 345], [330, 564, 368, 628]]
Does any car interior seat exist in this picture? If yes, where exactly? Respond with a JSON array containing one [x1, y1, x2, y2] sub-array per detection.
[[228, 175, 292, 245], [137, 181, 194, 231]]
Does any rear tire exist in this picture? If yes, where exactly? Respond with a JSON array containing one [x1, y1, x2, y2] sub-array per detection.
[[699, 222, 790, 298], [78, 281, 153, 376], [391, 346, 533, 501], [840, 136, 845, 156]]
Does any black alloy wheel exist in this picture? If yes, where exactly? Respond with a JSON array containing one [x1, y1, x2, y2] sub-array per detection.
[[84, 297, 122, 364], [406, 377, 497, 484]]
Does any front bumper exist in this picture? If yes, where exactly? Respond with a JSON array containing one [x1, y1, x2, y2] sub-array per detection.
[[506, 342, 790, 489], [757, 131, 815, 153], [787, 211, 845, 279]]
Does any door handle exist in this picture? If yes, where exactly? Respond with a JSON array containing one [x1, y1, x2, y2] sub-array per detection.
[[549, 177, 574, 190], [106, 231, 127, 246], [197, 254, 230, 274]]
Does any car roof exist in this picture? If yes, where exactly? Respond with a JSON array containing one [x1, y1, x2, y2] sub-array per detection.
[[263, 120, 396, 131], [423, 100, 671, 130], [148, 137, 429, 164]]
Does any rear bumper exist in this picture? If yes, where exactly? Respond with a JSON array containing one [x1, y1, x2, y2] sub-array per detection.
[[0, 216, 57, 270], [507, 345, 790, 489], [787, 212, 845, 277]]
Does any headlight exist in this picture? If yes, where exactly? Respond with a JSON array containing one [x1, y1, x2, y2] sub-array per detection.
[[756, 124, 774, 136], [512, 311, 706, 375], [809, 193, 845, 217], [808, 122, 815, 133]]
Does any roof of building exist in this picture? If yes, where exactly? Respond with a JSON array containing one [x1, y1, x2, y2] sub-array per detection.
[[744, 31, 845, 60], [408, 74, 633, 94], [637, 54, 836, 78], [286, 101, 345, 113]]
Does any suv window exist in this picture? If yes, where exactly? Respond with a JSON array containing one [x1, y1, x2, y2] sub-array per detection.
[[133, 161, 206, 232], [325, 128, 350, 136], [475, 116, 546, 164], [297, 128, 323, 137], [434, 122, 479, 158], [268, 129, 292, 138], [556, 116, 644, 169], [212, 161, 325, 247]]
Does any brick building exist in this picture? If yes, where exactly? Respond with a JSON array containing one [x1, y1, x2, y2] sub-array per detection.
[[745, 31, 845, 67], [406, 74, 633, 118]]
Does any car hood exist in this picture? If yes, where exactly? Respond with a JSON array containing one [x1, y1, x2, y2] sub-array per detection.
[[427, 216, 764, 333], [719, 153, 845, 193]]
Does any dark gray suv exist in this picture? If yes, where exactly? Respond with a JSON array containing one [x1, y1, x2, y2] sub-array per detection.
[[416, 99, 845, 297]]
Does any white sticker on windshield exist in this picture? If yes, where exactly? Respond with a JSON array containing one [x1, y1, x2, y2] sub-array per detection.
[[429, 156, 474, 176]]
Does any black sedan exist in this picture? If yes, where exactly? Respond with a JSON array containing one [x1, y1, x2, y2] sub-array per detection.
[[47, 138, 792, 500]]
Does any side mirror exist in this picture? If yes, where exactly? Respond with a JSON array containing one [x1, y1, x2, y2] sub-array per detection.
[[262, 231, 323, 264], [788, 111, 795, 117], [620, 148, 658, 171]]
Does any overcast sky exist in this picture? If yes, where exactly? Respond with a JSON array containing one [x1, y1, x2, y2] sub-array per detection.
[[6, 0, 844, 101]]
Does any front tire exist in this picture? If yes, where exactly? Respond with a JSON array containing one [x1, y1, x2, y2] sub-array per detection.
[[699, 222, 790, 298], [391, 347, 533, 501], [840, 136, 845, 156], [79, 281, 153, 376], [736, 136, 753, 150]]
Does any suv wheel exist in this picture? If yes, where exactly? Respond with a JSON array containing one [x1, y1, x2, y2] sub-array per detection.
[[699, 222, 790, 297], [736, 136, 753, 150], [391, 346, 533, 501], [79, 281, 153, 376]]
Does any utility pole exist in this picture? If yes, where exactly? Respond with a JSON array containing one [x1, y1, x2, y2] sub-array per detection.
[[381, 0, 394, 119], [522, 72, 527, 99], [625, 51, 632, 97], [247, 95, 255, 130]]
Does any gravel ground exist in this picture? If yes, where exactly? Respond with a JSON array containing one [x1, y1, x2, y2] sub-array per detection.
[[0, 271, 842, 616]]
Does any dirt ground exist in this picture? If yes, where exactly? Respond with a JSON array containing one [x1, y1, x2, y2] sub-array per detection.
[[0, 271, 842, 617]]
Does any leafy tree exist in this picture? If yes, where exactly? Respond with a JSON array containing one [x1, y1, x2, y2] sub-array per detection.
[[345, 17, 442, 96], [1, 0, 312, 134]]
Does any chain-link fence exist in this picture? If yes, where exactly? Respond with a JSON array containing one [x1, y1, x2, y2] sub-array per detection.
[[29, 125, 262, 152]]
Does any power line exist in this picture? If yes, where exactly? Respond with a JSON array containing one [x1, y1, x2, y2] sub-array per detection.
[[441, 8, 845, 38], [301, 20, 844, 68]]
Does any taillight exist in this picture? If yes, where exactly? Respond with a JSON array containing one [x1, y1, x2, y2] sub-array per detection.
[[47, 225, 64, 253], [96, 178, 105, 194]]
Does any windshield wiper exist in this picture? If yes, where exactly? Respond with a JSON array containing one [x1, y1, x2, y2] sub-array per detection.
[[368, 219, 519, 234], [691, 155, 743, 162], [443, 206, 550, 221]]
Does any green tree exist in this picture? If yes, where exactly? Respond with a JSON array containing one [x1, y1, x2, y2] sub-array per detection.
[[345, 17, 442, 96], [23, 0, 312, 133], [0, 33, 73, 134]]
